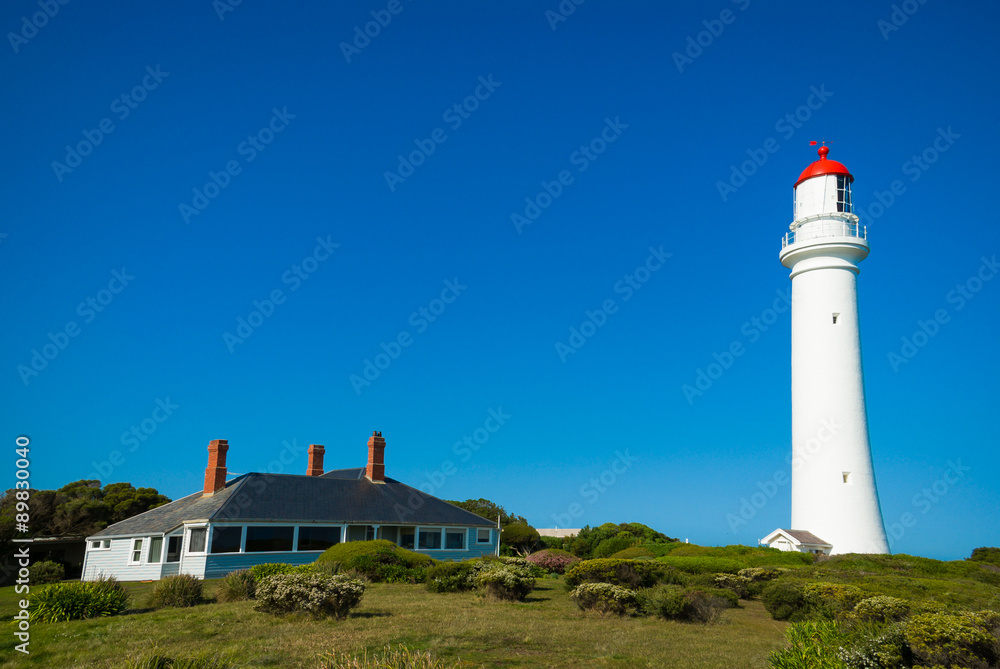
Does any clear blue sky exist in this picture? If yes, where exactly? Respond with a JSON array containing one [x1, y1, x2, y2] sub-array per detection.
[[2, 1, 997, 561]]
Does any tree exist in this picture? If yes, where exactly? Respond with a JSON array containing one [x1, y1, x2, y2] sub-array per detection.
[[445, 498, 528, 528], [501, 523, 541, 557]]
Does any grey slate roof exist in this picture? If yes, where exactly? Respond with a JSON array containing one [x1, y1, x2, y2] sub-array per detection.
[[90, 469, 494, 538]]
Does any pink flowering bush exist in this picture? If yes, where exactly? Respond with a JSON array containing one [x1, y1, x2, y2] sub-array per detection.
[[526, 549, 581, 574]]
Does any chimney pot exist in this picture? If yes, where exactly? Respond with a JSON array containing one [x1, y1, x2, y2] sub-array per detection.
[[307, 444, 325, 476], [203, 439, 229, 496]]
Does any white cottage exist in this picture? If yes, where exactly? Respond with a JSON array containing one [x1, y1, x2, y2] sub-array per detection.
[[82, 432, 498, 581], [760, 528, 833, 556]]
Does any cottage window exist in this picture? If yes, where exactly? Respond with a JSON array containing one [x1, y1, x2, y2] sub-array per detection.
[[188, 528, 207, 553], [210, 527, 243, 554], [129, 538, 143, 565], [445, 530, 465, 550], [477, 529, 491, 544], [418, 528, 442, 550], [298, 526, 342, 551], [400, 529, 415, 549], [245, 526, 294, 552], [148, 537, 163, 563], [165, 536, 182, 562], [90, 539, 111, 550]]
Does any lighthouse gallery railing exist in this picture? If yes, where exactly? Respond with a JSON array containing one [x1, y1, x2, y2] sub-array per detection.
[[782, 220, 867, 249]]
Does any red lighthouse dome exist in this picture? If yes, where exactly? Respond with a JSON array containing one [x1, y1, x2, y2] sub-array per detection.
[[794, 145, 853, 187]]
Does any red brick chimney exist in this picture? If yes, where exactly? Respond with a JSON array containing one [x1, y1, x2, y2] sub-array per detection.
[[203, 439, 229, 496], [366, 431, 386, 483], [307, 444, 325, 476]]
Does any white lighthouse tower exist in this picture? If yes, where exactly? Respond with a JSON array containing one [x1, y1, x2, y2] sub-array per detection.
[[764, 144, 889, 555]]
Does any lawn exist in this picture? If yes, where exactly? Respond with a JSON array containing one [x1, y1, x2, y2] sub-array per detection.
[[0, 577, 789, 668]]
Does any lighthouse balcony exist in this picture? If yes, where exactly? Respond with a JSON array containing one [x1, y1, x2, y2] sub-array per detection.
[[781, 218, 866, 249]]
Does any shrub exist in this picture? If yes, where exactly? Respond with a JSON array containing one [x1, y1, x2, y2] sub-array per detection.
[[570, 523, 678, 558], [767, 621, 847, 669], [637, 584, 735, 623], [610, 546, 655, 560], [149, 574, 203, 608], [803, 582, 865, 608], [317, 540, 432, 583], [683, 587, 738, 622], [762, 581, 811, 622], [249, 562, 298, 583], [739, 567, 781, 583], [850, 595, 910, 623], [656, 555, 746, 575], [564, 558, 680, 589], [969, 547, 1000, 566], [570, 582, 638, 616], [525, 549, 581, 574], [29, 575, 129, 623], [255, 572, 365, 619], [592, 532, 637, 559], [473, 562, 535, 601], [216, 569, 256, 602], [714, 573, 751, 599], [425, 561, 476, 593], [29, 560, 65, 585], [638, 584, 687, 620], [904, 610, 1000, 668], [837, 623, 910, 669], [317, 644, 461, 669]]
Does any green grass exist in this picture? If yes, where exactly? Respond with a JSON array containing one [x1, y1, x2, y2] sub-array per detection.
[[0, 577, 786, 668]]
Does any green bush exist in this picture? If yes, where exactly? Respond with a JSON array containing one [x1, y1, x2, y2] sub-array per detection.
[[249, 562, 299, 582], [766, 621, 846, 668], [569, 523, 677, 558], [564, 558, 681, 589], [570, 582, 638, 615], [637, 584, 736, 623], [904, 610, 1000, 668], [29, 560, 65, 584], [425, 561, 476, 593], [836, 623, 912, 669], [149, 574, 203, 608], [609, 546, 655, 560], [656, 555, 746, 575], [968, 547, 1000, 566], [316, 540, 432, 583], [254, 572, 365, 619], [473, 562, 535, 601], [714, 573, 751, 599], [29, 575, 129, 623], [593, 533, 637, 559], [762, 581, 811, 622], [850, 595, 910, 623], [216, 569, 256, 602]]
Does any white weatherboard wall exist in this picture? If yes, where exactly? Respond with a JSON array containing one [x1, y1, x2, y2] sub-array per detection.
[[780, 171, 890, 555]]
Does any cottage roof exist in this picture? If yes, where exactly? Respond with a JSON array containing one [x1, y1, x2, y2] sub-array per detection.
[[90, 469, 494, 538]]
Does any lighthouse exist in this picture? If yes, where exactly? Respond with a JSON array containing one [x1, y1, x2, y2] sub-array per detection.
[[763, 144, 890, 555]]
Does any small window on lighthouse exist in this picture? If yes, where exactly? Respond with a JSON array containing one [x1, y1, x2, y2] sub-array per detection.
[[832, 313, 839, 324], [836, 175, 853, 213], [843, 472, 851, 484]]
